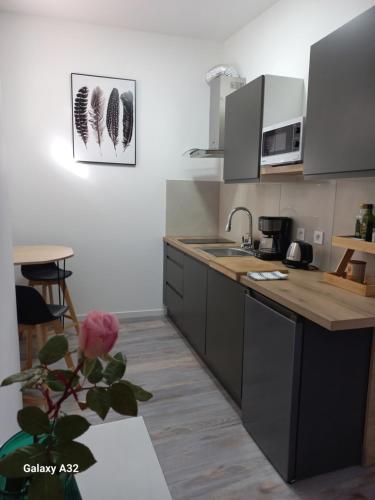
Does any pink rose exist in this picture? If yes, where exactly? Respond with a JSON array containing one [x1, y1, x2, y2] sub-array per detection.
[[79, 310, 119, 359]]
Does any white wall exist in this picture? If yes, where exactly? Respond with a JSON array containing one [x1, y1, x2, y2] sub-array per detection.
[[0, 13, 221, 317], [224, 0, 375, 99], [0, 82, 21, 443]]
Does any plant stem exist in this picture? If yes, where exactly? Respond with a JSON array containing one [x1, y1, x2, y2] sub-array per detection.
[[48, 360, 84, 419]]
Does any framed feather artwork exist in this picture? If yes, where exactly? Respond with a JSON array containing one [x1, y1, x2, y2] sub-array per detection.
[[71, 73, 136, 165]]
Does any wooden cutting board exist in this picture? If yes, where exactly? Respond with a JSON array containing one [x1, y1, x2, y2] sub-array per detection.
[[210, 256, 288, 281]]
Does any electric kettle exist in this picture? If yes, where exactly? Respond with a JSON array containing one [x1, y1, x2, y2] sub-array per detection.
[[283, 240, 313, 269]]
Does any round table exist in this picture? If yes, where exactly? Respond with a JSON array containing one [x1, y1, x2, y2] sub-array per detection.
[[13, 245, 79, 336], [13, 245, 74, 265], [13, 246, 77, 406]]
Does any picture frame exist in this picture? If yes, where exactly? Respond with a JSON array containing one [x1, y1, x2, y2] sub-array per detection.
[[71, 73, 136, 166]]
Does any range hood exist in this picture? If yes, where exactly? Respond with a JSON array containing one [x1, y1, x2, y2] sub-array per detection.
[[185, 70, 245, 159]]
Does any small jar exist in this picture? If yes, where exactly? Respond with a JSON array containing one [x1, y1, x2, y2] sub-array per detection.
[[346, 260, 367, 283]]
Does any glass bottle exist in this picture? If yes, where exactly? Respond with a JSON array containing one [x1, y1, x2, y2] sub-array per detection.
[[359, 204, 375, 241], [355, 215, 362, 238], [355, 205, 366, 238]]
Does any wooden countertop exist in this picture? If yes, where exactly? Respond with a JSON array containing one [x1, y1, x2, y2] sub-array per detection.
[[164, 236, 375, 332]]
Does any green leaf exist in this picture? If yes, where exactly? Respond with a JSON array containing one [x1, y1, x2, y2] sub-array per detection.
[[82, 358, 96, 377], [103, 357, 125, 385], [28, 473, 63, 500], [54, 415, 90, 442], [51, 441, 96, 473], [121, 380, 153, 402], [114, 352, 126, 364], [3, 478, 28, 493], [87, 359, 103, 384], [114, 352, 127, 372], [110, 382, 138, 416], [21, 373, 43, 389], [1, 368, 40, 387], [46, 370, 79, 392], [86, 387, 110, 420], [17, 407, 50, 436], [38, 336, 68, 365], [0, 444, 47, 478]]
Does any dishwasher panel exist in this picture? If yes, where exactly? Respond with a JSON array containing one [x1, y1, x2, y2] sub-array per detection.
[[242, 292, 302, 482]]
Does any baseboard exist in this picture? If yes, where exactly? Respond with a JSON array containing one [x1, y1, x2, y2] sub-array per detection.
[[77, 308, 166, 321]]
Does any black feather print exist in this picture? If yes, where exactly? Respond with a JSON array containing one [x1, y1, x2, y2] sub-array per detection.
[[89, 86, 105, 149], [106, 88, 119, 152], [74, 86, 89, 147], [120, 91, 134, 150]]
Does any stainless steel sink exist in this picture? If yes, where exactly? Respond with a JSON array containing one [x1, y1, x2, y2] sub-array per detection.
[[178, 238, 235, 244], [200, 247, 255, 257]]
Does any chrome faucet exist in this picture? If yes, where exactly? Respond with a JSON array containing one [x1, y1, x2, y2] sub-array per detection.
[[225, 207, 253, 249]]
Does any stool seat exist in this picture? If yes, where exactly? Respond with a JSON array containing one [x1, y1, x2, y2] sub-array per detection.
[[21, 263, 73, 281]]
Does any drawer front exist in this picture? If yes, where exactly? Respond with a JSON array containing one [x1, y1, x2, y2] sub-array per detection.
[[166, 257, 183, 296], [165, 284, 183, 327], [166, 244, 184, 266]]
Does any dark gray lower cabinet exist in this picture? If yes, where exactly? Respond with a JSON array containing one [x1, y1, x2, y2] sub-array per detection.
[[165, 284, 183, 329], [295, 320, 370, 479], [164, 245, 244, 404], [164, 244, 184, 329], [182, 254, 207, 357], [206, 268, 245, 405], [242, 291, 372, 482]]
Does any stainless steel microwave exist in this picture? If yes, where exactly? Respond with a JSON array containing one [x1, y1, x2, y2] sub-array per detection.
[[261, 117, 304, 166]]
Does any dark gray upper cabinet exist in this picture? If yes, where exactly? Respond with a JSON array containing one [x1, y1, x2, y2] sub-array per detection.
[[224, 76, 264, 183], [304, 7, 375, 178], [224, 75, 304, 183]]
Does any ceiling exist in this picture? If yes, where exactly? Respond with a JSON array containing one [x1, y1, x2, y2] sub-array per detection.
[[0, 0, 280, 41]]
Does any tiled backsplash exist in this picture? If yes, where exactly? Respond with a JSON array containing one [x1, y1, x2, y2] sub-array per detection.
[[166, 180, 220, 236], [218, 178, 375, 273], [166, 177, 375, 274]]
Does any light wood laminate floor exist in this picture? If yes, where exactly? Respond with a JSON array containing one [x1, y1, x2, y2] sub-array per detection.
[[21, 317, 375, 499]]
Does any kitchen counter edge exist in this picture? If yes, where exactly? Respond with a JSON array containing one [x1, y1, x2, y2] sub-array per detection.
[[164, 236, 375, 332]]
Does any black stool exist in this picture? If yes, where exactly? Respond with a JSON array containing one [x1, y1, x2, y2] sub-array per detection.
[[21, 263, 79, 334], [16, 285, 74, 370]]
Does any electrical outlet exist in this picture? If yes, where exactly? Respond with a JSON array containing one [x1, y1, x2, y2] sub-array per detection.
[[296, 228, 305, 240], [313, 230, 324, 245]]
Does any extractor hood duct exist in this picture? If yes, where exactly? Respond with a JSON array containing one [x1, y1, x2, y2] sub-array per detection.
[[185, 66, 245, 159]]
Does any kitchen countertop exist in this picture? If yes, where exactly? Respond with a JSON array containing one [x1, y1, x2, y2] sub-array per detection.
[[164, 236, 375, 332]]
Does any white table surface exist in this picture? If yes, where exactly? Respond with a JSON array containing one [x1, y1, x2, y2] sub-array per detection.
[[76, 417, 172, 500]]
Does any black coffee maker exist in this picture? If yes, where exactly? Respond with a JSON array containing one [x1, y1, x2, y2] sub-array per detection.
[[256, 216, 292, 260]]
